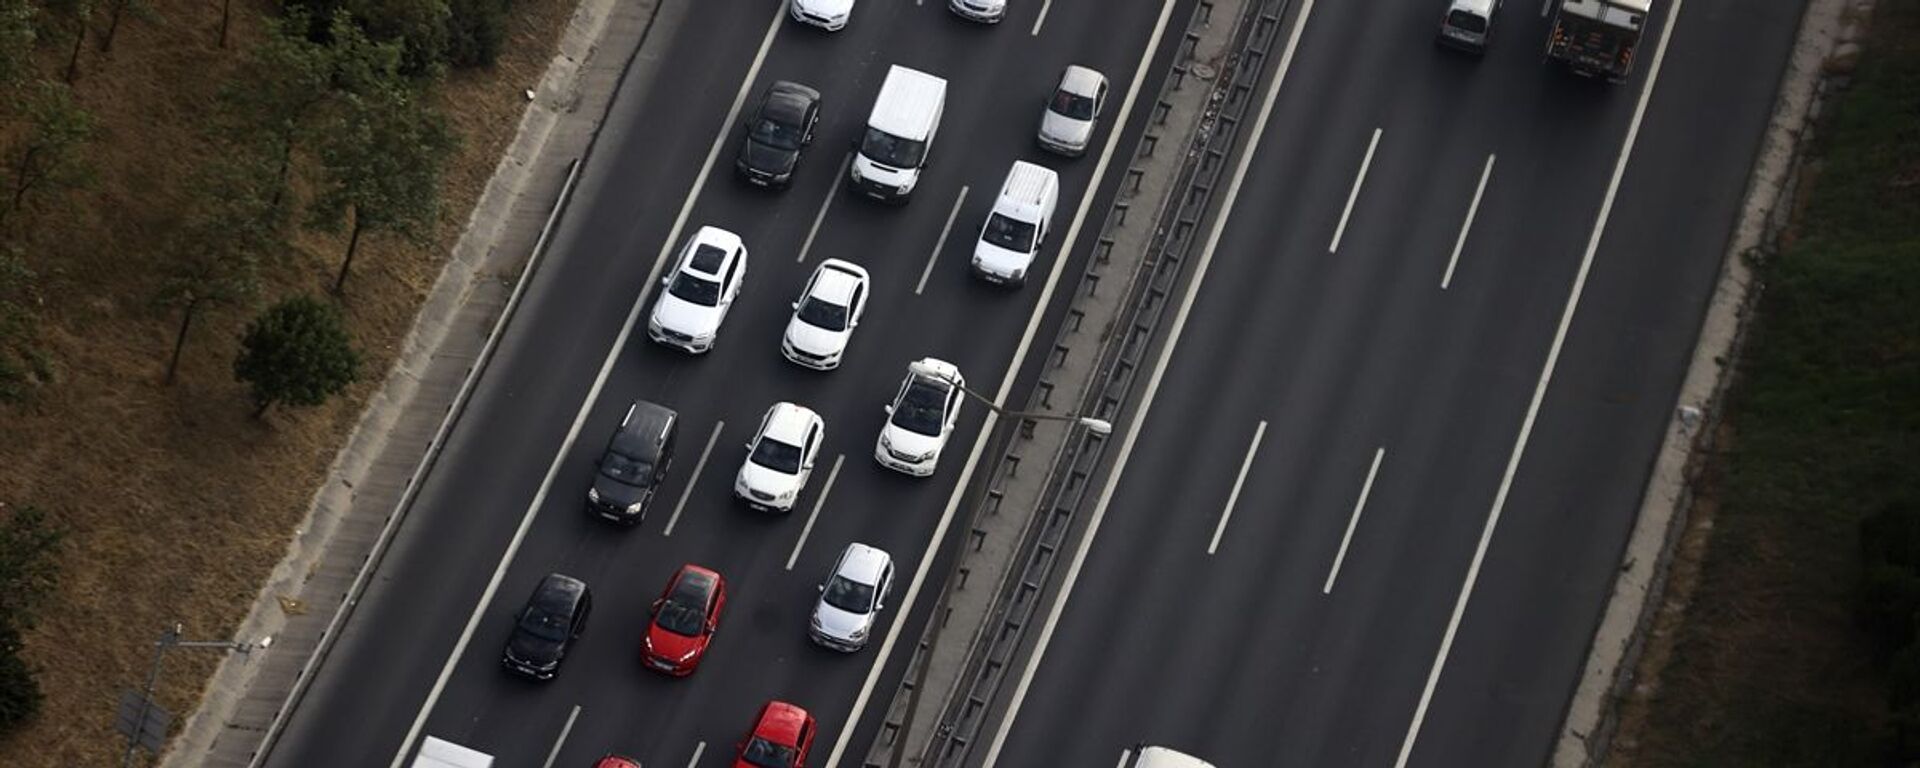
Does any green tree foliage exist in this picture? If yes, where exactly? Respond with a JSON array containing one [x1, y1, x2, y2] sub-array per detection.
[[0, 0, 35, 92], [0, 504, 63, 736], [349, 0, 449, 77], [308, 75, 454, 293], [283, 0, 496, 73], [444, 0, 509, 69], [37, 0, 92, 83], [0, 81, 95, 235], [219, 9, 338, 202], [233, 295, 360, 418], [0, 246, 41, 402], [1863, 503, 1920, 759], [156, 151, 284, 384]]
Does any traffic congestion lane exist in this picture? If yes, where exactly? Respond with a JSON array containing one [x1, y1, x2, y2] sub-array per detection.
[[253, 0, 1201, 766]]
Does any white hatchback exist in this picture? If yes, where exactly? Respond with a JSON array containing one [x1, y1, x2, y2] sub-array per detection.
[[874, 358, 964, 477], [1037, 65, 1109, 157], [791, 0, 855, 30], [782, 259, 870, 370], [735, 402, 824, 513], [648, 226, 747, 354]]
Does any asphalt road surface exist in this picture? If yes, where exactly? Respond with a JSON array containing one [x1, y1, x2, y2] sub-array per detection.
[[266, 1, 1195, 766], [977, 0, 1807, 766]]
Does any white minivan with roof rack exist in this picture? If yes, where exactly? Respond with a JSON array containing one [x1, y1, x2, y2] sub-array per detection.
[[970, 161, 1058, 287], [850, 65, 947, 203]]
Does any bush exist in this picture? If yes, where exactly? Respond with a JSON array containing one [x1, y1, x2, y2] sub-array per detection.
[[0, 505, 61, 737], [444, 0, 510, 68], [0, 621, 40, 736], [233, 295, 361, 419]]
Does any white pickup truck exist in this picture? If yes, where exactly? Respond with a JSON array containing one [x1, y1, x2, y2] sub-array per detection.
[[411, 736, 494, 768]]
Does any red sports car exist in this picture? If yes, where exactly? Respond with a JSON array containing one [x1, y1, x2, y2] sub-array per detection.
[[734, 700, 816, 768], [641, 563, 726, 676]]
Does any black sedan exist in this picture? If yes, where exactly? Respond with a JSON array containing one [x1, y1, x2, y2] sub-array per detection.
[[735, 80, 822, 189], [501, 573, 592, 680]]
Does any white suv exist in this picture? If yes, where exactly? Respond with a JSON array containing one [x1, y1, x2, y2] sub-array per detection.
[[735, 402, 824, 513], [648, 226, 747, 354], [782, 259, 870, 370], [874, 358, 964, 477], [810, 543, 893, 652]]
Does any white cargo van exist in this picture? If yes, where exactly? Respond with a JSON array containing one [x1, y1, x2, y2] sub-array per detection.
[[970, 161, 1059, 286], [411, 736, 494, 768], [1122, 745, 1217, 768], [850, 65, 947, 203]]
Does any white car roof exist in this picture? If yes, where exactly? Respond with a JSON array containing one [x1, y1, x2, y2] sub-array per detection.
[[992, 162, 1057, 224], [682, 226, 743, 278], [810, 260, 868, 305], [761, 402, 819, 445], [835, 543, 890, 583], [870, 65, 948, 141], [1059, 65, 1105, 97]]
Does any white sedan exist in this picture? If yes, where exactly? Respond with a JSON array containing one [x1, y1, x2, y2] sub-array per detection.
[[782, 259, 870, 370], [874, 358, 964, 477], [736, 402, 825, 513], [791, 0, 855, 30], [1037, 65, 1109, 157]]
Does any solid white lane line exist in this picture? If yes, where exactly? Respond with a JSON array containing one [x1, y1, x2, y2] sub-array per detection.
[[1392, 0, 1685, 764], [1442, 154, 1495, 290], [1329, 127, 1382, 253], [823, 0, 1185, 764], [798, 153, 853, 263], [1323, 447, 1385, 594], [786, 454, 845, 570], [981, 1, 1320, 764], [916, 185, 971, 295], [1208, 420, 1268, 555], [685, 741, 706, 768], [389, 4, 787, 765], [540, 705, 582, 768], [663, 421, 726, 537], [1032, 0, 1053, 35], [1541, 0, 1554, 17]]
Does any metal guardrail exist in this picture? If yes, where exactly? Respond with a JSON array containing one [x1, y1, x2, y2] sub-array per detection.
[[913, 0, 1291, 763]]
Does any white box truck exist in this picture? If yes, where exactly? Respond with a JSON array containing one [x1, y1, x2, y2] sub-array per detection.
[[411, 736, 494, 768]]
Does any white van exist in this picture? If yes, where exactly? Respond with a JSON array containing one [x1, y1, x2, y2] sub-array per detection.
[[1123, 745, 1216, 768], [1436, 0, 1501, 54], [411, 737, 494, 768], [970, 161, 1059, 286], [851, 65, 947, 203]]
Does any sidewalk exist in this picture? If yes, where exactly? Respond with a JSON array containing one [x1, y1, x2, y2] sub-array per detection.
[[159, 1, 668, 765]]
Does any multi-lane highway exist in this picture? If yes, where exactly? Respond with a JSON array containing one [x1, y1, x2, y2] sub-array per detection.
[[266, 1, 1194, 766], [977, 0, 1805, 766]]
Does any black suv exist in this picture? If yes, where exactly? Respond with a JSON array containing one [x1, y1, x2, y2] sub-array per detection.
[[501, 572, 591, 680], [735, 80, 822, 188], [589, 400, 677, 525]]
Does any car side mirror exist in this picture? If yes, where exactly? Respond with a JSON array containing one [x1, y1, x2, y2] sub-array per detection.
[[817, 584, 825, 593], [745, 441, 754, 451], [877, 602, 885, 612], [651, 598, 662, 614], [660, 276, 671, 287], [883, 405, 893, 415], [791, 301, 799, 310]]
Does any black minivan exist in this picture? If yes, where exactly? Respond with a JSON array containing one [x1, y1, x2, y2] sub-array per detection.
[[501, 572, 591, 680], [588, 400, 678, 525]]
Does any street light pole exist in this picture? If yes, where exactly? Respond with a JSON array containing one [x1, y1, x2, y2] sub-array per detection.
[[886, 369, 1110, 768]]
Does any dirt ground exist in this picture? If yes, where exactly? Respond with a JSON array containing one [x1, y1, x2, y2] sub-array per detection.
[[0, 0, 575, 764]]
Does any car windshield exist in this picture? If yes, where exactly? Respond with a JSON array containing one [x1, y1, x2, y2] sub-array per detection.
[[796, 295, 849, 331], [741, 737, 799, 768], [668, 271, 722, 306], [1050, 88, 1097, 120], [860, 128, 925, 167], [517, 606, 570, 642], [750, 437, 805, 474], [823, 575, 875, 613], [654, 599, 705, 637], [1447, 10, 1488, 32], [600, 451, 651, 484], [890, 379, 949, 437], [749, 113, 803, 151], [982, 213, 1037, 252]]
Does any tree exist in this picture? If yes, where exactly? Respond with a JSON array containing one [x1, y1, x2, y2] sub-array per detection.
[[445, 0, 510, 68], [0, 246, 41, 402], [0, 504, 60, 737], [0, 81, 95, 235], [217, 10, 337, 210], [98, 0, 157, 54], [0, 620, 40, 736], [350, 0, 451, 77], [156, 152, 282, 383], [233, 295, 360, 418], [308, 76, 454, 293], [37, 0, 91, 83], [0, 0, 35, 92]]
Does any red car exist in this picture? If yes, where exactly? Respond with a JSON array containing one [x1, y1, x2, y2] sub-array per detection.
[[641, 563, 726, 675], [734, 700, 816, 768], [592, 756, 643, 768]]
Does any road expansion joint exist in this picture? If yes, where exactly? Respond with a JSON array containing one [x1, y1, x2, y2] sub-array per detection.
[[860, 0, 1297, 765], [160, 1, 671, 766], [1552, 0, 1874, 763]]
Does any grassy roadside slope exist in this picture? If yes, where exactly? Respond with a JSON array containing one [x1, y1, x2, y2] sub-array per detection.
[[0, 0, 574, 764], [1607, 0, 1920, 764]]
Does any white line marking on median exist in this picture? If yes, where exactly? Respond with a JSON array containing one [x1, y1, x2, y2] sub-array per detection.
[[540, 705, 582, 768], [981, 1, 1320, 763], [1208, 420, 1268, 555], [1442, 154, 1495, 290], [787, 454, 845, 570], [1330, 127, 1382, 253], [1324, 447, 1384, 593], [916, 185, 970, 295], [1032, 0, 1053, 35], [389, 4, 787, 764], [1393, 0, 1685, 764], [798, 153, 853, 263], [685, 741, 706, 768], [823, 1, 1185, 764], [664, 421, 726, 537]]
